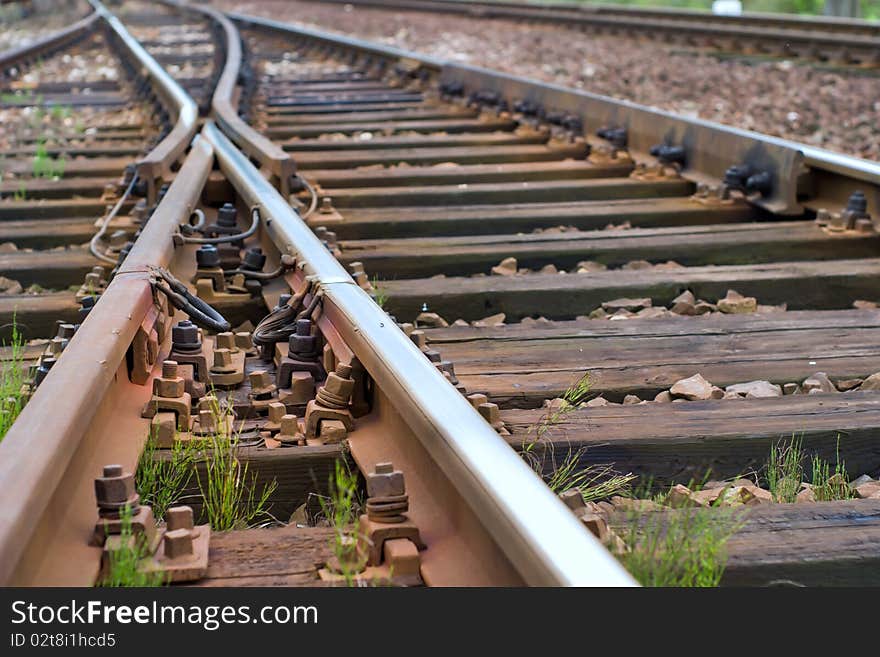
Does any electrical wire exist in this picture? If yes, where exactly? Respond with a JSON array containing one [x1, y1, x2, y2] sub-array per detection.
[[89, 172, 139, 265], [175, 206, 260, 245]]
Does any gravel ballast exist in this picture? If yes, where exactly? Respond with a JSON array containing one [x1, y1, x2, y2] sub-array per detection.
[[213, 0, 880, 161]]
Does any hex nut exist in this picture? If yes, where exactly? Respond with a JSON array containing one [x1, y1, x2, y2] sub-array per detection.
[[367, 463, 405, 498]]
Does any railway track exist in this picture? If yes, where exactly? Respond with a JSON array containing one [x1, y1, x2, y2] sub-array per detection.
[[0, 0, 878, 588], [305, 0, 880, 67]]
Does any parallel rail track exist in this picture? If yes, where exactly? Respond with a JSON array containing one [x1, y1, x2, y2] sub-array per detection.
[[0, 0, 878, 587], [305, 0, 880, 67]]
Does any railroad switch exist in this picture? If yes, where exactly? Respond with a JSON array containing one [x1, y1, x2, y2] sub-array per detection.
[[92, 465, 210, 583]]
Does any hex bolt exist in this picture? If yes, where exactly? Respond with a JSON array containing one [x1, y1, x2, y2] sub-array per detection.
[[477, 402, 501, 426], [56, 323, 76, 340], [217, 202, 237, 227], [94, 464, 139, 515], [349, 261, 366, 277], [467, 393, 488, 409], [162, 360, 178, 379], [846, 190, 869, 217], [366, 462, 406, 498], [242, 246, 266, 271], [409, 330, 427, 350], [280, 414, 298, 435], [315, 363, 354, 408], [319, 197, 334, 214], [235, 331, 253, 350], [559, 489, 586, 512], [172, 320, 202, 353], [215, 332, 236, 352], [196, 244, 221, 269], [211, 348, 235, 373], [198, 409, 216, 432], [289, 319, 317, 357], [163, 528, 194, 559], [166, 506, 194, 532], [267, 401, 286, 424]]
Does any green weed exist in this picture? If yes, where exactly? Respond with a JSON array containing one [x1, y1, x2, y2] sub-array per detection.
[[0, 321, 26, 443], [371, 276, 388, 309], [616, 504, 744, 587], [766, 435, 804, 503], [32, 140, 65, 179], [135, 431, 198, 521], [318, 460, 367, 586], [195, 399, 276, 531], [96, 505, 166, 587], [810, 436, 853, 502]]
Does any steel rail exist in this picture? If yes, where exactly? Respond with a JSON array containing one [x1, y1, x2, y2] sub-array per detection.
[[228, 10, 879, 215], [88, 0, 199, 204], [0, 4, 209, 584], [0, 11, 99, 76], [308, 0, 880, 57], [201, 121, 637, 586], [165, 0, 296, 197]]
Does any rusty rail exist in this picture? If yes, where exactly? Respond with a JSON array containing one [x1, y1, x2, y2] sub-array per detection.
[[89, 0, 198, 204], [0, 3, 209, 584]]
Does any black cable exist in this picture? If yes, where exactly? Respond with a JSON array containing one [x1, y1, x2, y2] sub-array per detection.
[[149, 266, 231, 333], [176, 206, 260, 245]]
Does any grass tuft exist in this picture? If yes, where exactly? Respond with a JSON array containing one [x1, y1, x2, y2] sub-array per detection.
[[0, 321, 26, 444], [616, 503, 744, 587], [135, 430, 198, 521], [317, 460, 367, 586], [766, 435, 804, 503], [96, 505, 165, 587], [810, 436, 853, 502], [195, 398, 276, 531]]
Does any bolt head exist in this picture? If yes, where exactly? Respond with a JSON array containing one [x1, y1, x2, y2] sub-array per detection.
[[367, 463, 405, 498], [166, 506, 194, 532], [163, 528, 194, 560]]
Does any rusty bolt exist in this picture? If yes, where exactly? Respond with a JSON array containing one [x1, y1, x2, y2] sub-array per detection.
[[211, 348, 235, 373], [235, 331, 252, 350], [409, 330, 427, 350], [366, 462, 405, 498], [280, 414, 298, 435], [198, 409, 216, 432], [349, 261, 366, 277], [94, 464, 139, 512], [84, 272, 102, 288], [267, 401, 286, 423], [154, 360, 184, 398], [166, 505, 194, 532], [215, 332, 236, 352], [467, 393, 488, 408], [163, 528, 193, 559], [319, 197, 334, 214], [477, 402, 501, 426]]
